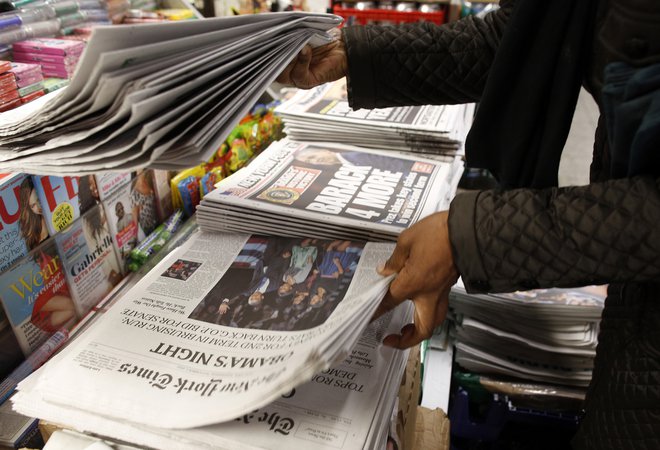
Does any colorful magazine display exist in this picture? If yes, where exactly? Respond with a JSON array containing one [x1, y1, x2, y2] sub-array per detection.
[[0, 237, 75, 356], [55, 205, 122, 318], [32, 175, 101, 235], [102, 181, 139, 272], [94, 172, 133, 202], [0, 173, 50, 273]]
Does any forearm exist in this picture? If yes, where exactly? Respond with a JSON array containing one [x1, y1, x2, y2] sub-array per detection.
[[342, 1, 512, 109], [449, 176, 660, 293]]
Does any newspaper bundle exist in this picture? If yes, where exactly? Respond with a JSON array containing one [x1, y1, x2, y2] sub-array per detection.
[[275, 79, 475, 159], [0, 12, 341, 175], [449, 280, 606, 388], [197, 138, 463, 242], [13, 229, 414, 449]]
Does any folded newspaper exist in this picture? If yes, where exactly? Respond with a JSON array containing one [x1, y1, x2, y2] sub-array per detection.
[[197, 138, 463, 242], [13, 230, 413, 449], [450, 281, 606, 387], [276, 78, 475, 158], [0, 12, 341, 175]]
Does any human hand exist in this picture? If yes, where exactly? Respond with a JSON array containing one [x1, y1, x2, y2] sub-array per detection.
[[276, 34, 348, 89], [219, 301, 230, 315], [374, 211, 459, 349]]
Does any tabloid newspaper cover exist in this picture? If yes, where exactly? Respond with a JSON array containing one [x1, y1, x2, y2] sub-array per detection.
[[55, 204, 123, 318], [13, 230, 396, 429], [0, 236, 75, 356], [0, 173, 50, 273], [204, 139, 453, 235]]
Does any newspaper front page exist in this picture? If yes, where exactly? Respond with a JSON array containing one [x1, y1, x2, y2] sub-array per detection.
[[19, 230, 395, 428], [15, 303, 412, 450], [202, 139, 453, 237]]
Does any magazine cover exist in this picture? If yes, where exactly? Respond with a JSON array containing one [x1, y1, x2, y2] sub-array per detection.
[[128, 169, 158, 242], [151, 169, 174, 222], [0, 173, 50, 273], [0, 237, 76, 356], [206, 139, 453, 234], [32, 174, 101, 235], [55, 205, 122, 318], [102, 182, 139, 272], [94, 172, 133, 202]]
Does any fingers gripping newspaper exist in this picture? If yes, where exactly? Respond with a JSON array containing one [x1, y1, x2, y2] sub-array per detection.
[[14, 230, 400, 432]]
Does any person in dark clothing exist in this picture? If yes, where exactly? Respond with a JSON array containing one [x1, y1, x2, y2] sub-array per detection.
[[230, 291, 266, 328], [278, 0, 660, 448], [249, 248, 292, 297]]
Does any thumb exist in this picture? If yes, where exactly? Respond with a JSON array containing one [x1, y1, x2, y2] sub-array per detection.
[[378, 237, 410, 277], [290, 45, 312, 87]]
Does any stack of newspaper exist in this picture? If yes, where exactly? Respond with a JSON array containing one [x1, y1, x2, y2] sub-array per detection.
[[197, 138, 464, 242], [13, 230, 413, 449], [0, 12, 341, 175], [449, 280, 606, 388], [275, 79, 475, 159]]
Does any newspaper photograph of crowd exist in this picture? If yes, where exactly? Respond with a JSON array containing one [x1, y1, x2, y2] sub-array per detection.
[[189, 235, 366, 331]]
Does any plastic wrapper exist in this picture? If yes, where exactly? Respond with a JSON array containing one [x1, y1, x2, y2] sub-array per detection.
[[0, 19, 60, 45], [19, 87, 43, 102], [169, 165, 205, 214], [0, 96, 20, 111], [41, 76, 68, 93], [176, 175, 200, 217], [200, 166, 223, 197], [127, 209, 184, 270], [154, 8, 195, 20], [17, 79, 42, 96]]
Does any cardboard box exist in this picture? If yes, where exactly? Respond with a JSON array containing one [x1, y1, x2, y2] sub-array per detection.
[[396, 345, 450, 450], [414, 406, 450, 450]]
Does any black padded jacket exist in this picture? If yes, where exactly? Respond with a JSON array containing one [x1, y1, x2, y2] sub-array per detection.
[[342, 0, 660, 448]]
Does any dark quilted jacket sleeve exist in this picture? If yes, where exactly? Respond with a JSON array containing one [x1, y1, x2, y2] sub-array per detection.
[[341, 1, 512, 109], [448, 176, 660, 293]]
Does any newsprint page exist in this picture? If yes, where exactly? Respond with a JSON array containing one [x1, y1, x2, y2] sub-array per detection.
[[14, 229, 403, 446]]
